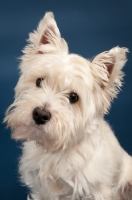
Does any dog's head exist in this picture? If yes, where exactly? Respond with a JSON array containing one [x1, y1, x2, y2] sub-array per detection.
[[4, 12, 128, 151]]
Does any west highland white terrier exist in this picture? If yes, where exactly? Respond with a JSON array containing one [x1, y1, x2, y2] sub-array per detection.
[[4, 12, 132, 200]]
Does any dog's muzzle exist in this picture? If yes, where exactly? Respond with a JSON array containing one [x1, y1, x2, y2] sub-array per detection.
[[32, 107, 51, 125]]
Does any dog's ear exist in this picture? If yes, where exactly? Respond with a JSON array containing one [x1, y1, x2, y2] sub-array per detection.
[[36, 12, 61, 46], [91, 47, 128, 113], [23, 12, 67, 54]]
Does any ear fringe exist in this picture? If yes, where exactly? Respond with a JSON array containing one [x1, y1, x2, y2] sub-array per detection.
[[91, 47, 129, 113], [27, 12, 60, 47], [22, 12, 68, 56]]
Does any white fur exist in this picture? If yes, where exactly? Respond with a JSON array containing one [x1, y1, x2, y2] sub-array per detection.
[[4, 12, 132, 200]]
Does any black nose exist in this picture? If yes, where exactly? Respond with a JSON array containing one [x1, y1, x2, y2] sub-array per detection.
[[33, 107, 51, 125]]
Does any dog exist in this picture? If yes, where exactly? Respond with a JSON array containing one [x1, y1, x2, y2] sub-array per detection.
[[4, 12, 132, 200]]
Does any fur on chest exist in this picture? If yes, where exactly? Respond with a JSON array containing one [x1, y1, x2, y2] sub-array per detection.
[[19, 138, 122, 199]]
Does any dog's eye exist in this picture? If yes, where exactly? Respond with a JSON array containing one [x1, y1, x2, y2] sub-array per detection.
[[69, 92, 79, 103], [36, 78, 44, 88]]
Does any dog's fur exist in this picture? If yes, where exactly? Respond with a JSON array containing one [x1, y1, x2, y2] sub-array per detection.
[[4, 12, 132, 200]]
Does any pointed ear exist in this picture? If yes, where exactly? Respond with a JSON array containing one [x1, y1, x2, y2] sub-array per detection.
[[92, 47, 129, 82], [91, 47, 129, 113], [37, 12, 61, 46], [23, 12, 64, 54]]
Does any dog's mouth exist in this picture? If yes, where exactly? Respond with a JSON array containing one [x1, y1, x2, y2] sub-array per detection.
[[6, 104, 78, 152], [11, 122, 45, 139], [11, 123, 55, 151]]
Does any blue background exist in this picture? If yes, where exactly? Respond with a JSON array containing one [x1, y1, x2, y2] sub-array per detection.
[[0, 0, 132, 199]]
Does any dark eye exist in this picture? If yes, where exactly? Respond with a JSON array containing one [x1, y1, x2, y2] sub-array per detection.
[[69, 92, 79, 103], [36, 78, 44, 87]]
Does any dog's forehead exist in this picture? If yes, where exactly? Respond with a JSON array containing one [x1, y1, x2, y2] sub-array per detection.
[[19, 53, 93, 93], [39, 54, 93, 87], [35, 54, 92, 78]]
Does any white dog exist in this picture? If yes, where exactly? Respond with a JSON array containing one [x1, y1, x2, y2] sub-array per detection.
[[4, 12, 132, 200]]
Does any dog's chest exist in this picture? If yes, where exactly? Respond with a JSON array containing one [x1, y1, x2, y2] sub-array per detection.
[[21, 140, 122, 199], [34, 146, 93, 198]]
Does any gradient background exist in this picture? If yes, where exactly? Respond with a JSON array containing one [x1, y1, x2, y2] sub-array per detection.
[[0, 0, 132, 199]]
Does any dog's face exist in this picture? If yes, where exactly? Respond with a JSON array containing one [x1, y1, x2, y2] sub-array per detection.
[[5, 12, 128, 151]]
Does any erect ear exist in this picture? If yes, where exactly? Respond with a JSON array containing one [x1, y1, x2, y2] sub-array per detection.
[[91, 47, 128, 113], [23, 12, 65, 54], [37, 12, 61, 46]]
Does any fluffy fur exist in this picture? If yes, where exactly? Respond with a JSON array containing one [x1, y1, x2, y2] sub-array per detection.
[[4, 12, 132, 200]]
